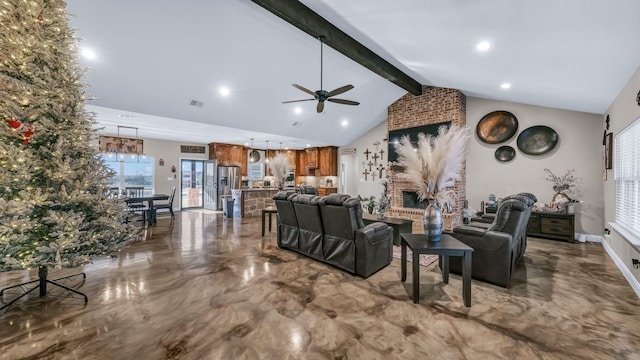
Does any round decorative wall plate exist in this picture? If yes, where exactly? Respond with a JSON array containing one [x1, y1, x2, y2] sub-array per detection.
[[476, 111, 518, 144], [517, 125, 559, 155], [495, 145, 516, 162]]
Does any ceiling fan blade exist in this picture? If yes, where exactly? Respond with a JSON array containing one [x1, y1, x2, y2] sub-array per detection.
[[317, 101, 325, 113], [327, 84, 354, 97], [282, 99, 315, 104], [292, 84, 316, 96], [327, 98, 360, 106]]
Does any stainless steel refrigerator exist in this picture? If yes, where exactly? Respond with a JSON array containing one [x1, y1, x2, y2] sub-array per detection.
[[217, 165, 240, 210]]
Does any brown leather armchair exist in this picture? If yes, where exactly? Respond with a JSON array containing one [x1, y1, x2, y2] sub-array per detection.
[[319, 194, 392, 277], [449, 199, 531, 287]]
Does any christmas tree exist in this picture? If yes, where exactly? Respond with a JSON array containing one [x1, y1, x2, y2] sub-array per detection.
[[0, 0, 138, 276]]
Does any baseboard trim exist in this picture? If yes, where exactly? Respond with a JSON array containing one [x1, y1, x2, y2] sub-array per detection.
[[601, 237, 640, 299], [576, 233, 603, 243]]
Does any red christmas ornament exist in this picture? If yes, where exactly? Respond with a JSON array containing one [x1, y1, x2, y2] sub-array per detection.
[[6, 119, 34, 145]]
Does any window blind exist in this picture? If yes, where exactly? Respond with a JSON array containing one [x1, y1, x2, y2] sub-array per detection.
[[615, 117, 640, 235]]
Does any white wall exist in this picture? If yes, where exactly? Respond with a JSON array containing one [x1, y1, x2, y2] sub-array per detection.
[[466, 97, 603, 236], [603, 64, 640, 291], [338, 120, 388, 199]]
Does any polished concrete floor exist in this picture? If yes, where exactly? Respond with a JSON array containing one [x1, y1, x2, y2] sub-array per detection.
[[0, 210, 639, 359]]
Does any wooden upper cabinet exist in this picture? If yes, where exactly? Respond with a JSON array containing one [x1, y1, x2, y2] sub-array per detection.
[[296, 150, 307, 177], [318, 146, 337, 176], [284, 150, 297, 169], [241, 147, 247, 176], [305, 147, 318, 169], [209, 142, 247, 171]]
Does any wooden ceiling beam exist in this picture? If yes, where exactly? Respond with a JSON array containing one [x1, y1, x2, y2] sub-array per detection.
[[250, 0, 423, 96]]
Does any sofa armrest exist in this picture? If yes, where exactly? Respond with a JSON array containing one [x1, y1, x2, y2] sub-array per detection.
[[453, 225, 487, 236], [450, 230, 513, 252], [358, 222, 391, 246], [354, 223, 392, 277]]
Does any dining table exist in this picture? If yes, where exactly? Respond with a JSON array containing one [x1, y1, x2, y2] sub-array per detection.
[[126, 193, 169, 225]]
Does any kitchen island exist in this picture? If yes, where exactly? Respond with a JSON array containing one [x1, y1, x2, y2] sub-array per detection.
[[232, 188, 282, 217]]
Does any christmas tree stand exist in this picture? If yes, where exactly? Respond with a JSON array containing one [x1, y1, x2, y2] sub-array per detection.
[[0, 267, 88, 313]]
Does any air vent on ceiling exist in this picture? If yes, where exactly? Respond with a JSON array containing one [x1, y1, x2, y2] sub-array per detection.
[[189, 99, 204, 107]]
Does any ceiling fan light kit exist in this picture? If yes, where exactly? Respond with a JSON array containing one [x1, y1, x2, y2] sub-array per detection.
[[283, 36, 359, 113]]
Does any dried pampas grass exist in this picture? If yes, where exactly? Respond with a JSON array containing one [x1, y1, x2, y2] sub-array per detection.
[[394, 124, 469, 203], [268, 153, 290, 188]]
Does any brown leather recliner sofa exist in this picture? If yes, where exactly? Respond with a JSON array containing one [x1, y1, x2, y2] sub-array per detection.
[[448, 198, 531, 287], [272, 192, 393, 278]]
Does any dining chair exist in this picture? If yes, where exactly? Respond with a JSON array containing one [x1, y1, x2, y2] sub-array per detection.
[[154, 187, 176, 221], [108, 187, 120, 199], [124, 186, 148, 225]]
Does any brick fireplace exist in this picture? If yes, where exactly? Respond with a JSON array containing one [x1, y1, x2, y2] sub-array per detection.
[[385, 86, 466, 232]]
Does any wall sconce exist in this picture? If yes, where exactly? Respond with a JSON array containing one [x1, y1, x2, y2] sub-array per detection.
[[171, 165, 176, 173], [159, 158, 165, 166]]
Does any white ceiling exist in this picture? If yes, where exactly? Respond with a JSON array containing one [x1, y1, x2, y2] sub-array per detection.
[[67, 0, 640, 149]]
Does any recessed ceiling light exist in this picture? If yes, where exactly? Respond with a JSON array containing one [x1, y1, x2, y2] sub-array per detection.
[[476, 41, 491, 51], [294, 107, 302, 115], [244, 142, 249, 146], [306, 144, 311, 147], [219, 86, 230, 97], [81, 47, 96, 60], [341, 120, 348, 127], [284, 147, 289, 150], [500, 83, 511, 89]]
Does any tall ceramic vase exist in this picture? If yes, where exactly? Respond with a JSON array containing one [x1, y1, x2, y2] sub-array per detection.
[[423, 199, 443, 242]]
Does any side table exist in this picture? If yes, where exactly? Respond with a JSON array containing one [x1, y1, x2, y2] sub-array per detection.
[[401, 233, 473, 307], [261, 207, 277, 236]]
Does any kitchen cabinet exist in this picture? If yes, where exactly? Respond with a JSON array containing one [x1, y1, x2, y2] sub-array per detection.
[[296, 150, 307, 176], [305, 147, 318, 169], [284, 150, 297, 169], [208, 143, 247, 176], [318, 146, 337, 176], [317, 187, 337, 197]]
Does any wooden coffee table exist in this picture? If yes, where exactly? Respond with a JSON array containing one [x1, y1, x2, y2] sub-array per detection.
[[400, 233, 473, 307], [362, 213, 413, 246]]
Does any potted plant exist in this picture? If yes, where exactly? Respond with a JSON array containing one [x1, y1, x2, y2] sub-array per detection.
[[360, 195, 378, 214]]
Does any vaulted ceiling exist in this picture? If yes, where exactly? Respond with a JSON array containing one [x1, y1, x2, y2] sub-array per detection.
[[66, 0, 640, 150]]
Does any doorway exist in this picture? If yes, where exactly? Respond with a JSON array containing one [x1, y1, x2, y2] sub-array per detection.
[[181, 159, 204, 209]]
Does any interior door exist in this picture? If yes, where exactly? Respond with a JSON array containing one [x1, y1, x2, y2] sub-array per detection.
[[203, 160, 217, 210]]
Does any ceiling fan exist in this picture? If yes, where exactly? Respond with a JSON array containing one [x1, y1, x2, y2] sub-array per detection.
[[283, 36, 359, 113]]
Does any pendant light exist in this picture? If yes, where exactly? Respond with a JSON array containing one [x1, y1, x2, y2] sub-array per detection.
[[265, 140, 270, 163], [249, 138, 260, 163]]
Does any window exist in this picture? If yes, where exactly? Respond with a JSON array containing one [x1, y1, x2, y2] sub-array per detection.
[[614, 117, 640, 236], [101, 153, 155, 195]]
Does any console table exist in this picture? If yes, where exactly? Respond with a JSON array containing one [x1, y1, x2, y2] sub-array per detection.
[[527, 211, 575, 242]]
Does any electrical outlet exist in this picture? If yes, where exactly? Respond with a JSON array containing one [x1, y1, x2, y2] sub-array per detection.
[[633, 259, 640, 269]]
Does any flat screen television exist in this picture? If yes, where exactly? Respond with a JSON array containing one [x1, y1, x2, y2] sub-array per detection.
[[387, 121, 451, 162]]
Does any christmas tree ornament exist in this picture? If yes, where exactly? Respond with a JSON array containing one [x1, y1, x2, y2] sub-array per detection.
[[5, 119, 34, 144]]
